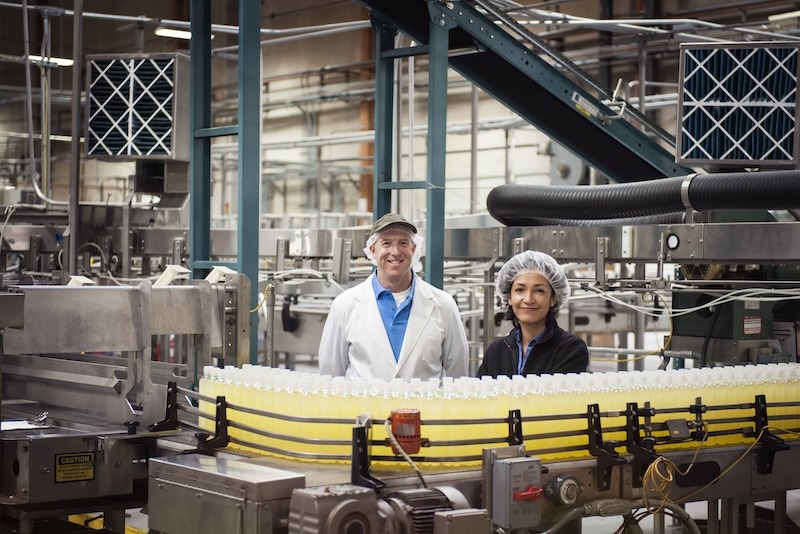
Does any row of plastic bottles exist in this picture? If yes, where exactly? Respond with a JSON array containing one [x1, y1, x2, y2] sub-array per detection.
[[198, 362, 800, 463]]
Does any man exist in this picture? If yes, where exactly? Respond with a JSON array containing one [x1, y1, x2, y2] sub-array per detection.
[[318, 213, 469, 381]]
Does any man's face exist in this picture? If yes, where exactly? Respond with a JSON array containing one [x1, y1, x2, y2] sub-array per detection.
[[370, 229, 416, 278]]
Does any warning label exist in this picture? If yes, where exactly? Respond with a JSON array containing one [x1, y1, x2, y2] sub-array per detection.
[[55, 452, 95, 483], [743, 316, 762, 336]]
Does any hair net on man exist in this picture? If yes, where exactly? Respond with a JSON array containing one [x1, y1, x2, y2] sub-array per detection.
[[495, 250, 571, 309], [363, 215, 424, 270]]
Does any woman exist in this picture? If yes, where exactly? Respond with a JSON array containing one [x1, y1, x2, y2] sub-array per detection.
[[477, 250, 588, 377]]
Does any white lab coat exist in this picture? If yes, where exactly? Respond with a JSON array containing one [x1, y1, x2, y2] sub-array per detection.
[[318, 273, 469, 381]]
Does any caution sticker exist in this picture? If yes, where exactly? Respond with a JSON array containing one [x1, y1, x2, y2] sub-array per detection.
[[55, 452, 95, 483], [571, 92, 599, 118]]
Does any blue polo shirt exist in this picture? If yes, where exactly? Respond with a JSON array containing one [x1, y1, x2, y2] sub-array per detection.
[[372, 274, 416, 361]]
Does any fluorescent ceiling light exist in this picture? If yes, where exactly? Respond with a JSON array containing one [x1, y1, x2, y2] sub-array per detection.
[[768, 10, 800, 22], [28, 54, 73, 67], [154, 26, 213, 40]]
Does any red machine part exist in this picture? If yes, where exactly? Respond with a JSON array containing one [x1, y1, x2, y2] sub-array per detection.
[[513, 486, 544, 502], [388, 409, 429, 455]]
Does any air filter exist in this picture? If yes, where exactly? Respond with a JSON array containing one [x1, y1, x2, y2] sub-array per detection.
[[677, 42, 800, 167], [85, 53, 189, 160]]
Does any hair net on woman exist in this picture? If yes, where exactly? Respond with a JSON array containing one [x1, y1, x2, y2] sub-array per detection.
[[495, 250, 571, 309]]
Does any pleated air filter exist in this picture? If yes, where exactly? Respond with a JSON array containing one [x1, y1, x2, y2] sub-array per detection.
[[678, 43, 800, 167], [85, 54, 189, 161]]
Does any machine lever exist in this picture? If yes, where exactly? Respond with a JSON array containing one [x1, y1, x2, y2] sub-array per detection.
[[513, 486, 543, 502]]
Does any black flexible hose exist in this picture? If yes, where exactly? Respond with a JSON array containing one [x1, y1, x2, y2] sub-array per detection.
[[487, 170, 800, 226], [700, 304, 723, 368], [495, 213, 685, 227]]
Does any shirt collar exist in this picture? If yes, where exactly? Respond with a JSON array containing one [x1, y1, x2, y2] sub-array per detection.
[[513, 325, 547, 347], [371, 271, 416, 298]]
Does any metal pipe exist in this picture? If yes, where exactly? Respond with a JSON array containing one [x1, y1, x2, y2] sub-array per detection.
[[18, 1, 68, 208], [265, 284, 275, 367], [67, 0, 83, 274], [40, 13, 51, 198], [21, 0, 36, 199], [470, 85, 478, 214], [0, 2, 368, 39], [537, 506, 586, 534], [588, 346, 700, 360], [408, 41, 416, 183]]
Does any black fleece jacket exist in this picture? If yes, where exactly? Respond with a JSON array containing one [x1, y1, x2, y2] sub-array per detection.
[[477, 315, 588, 377]]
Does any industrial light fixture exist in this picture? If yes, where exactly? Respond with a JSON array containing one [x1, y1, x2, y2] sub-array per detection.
[[768, 10, 800, 22], [154, 26, 213, 40], [28, 54, 74, 67]]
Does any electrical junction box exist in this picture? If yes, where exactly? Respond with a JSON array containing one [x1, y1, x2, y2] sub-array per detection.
[[491, 456, 542, 530]]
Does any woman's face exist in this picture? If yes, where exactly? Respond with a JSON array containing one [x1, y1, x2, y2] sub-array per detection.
[[508, 271, 556, 326]]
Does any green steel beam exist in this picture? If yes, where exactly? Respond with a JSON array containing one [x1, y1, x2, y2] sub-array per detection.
[[360, 0, 693, 182], [425, 6, 455, 289], [373, 18, 396, 219], [238, 0, 261, 363], [189, 0, 211, 279]]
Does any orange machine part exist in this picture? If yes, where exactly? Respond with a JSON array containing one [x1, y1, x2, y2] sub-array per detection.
[[388, 408, 429, 455]]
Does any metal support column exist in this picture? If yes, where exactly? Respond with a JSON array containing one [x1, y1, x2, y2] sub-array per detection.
[[189, 0, 212, 281], [190, 0, 260, 363], [67, 0, 83, 275], [371, 4, 452, 288], [373, 18, 397, 219], [424, 2, 454, 289], [238, 0, 261, 362]]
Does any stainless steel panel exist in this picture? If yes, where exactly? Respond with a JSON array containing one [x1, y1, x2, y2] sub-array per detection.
[[0, 225, 63, 254], [3, 353, 123, 392], [0, 430, 133, 504], [446, 227, 501, 261], [149, 455, 305, 501], [433, 509, 492, 534], [3, 286, 146, 354], [136, 227, 188, 257], [148, 478, 259, 534], [0, 290, 24, 328], [694, 222, 800, 263], [150, 286, 206, 335], [752, 445, 800, 493]]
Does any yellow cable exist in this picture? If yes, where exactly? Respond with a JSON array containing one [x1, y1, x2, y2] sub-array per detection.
[[249, 283, 270, 313]]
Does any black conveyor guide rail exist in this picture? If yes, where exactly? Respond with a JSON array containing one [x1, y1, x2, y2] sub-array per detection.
[[358, 0, 694, 183], [177, 387, 800, 464]]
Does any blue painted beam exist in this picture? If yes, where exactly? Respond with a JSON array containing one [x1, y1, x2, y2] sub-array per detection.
[[238, 0, 261, 363], [373, 19, 396, 219], [189, 0, 212, 279], [424, 5, 453, 289]]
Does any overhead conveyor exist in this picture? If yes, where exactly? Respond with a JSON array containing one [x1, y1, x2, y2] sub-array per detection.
[[359, 0, 694, 183]]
